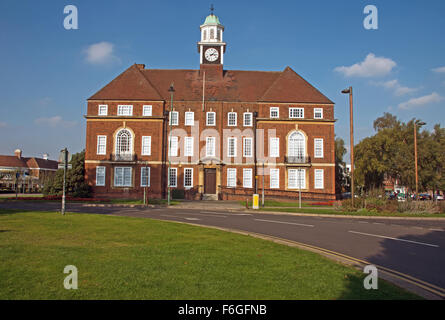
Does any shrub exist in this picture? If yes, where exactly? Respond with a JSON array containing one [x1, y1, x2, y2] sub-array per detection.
[[397, 201, 440, 214]]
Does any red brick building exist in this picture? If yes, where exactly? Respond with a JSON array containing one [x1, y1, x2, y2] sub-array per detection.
[[0, 149, 58, 191], [84, 12, 336, 201]]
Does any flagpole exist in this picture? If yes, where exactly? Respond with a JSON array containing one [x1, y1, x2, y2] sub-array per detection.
[[202, 71, 206, 112]]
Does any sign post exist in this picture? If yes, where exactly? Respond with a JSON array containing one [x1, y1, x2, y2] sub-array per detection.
[[59, 148, 71, 215]]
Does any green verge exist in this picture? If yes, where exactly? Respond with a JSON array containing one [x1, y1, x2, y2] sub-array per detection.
[[258, 207, 445, 218], [0, 210, 419, 300]]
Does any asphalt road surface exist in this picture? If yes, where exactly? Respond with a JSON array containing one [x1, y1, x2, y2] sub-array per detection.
[[1, 201, 445, 298]]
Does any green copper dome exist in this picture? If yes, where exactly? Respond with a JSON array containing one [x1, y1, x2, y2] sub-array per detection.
[[203, 14, 221, 25]]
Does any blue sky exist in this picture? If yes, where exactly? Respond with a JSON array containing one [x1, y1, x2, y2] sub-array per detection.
[[1, 0, 444, 160]]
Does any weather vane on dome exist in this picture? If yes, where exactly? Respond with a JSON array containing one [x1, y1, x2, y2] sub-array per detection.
[[210, 4, 214, 15]]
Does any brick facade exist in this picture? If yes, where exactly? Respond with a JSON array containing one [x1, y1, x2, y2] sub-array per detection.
[[84, 14, 336, 201]]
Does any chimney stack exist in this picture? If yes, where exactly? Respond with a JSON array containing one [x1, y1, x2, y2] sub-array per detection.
[[43, 153, 49, 160], [14, 149, 22, 159]]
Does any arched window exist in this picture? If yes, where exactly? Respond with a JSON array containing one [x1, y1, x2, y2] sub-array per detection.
[[115, 129, 132, 159], [288, 131, 306, 160]]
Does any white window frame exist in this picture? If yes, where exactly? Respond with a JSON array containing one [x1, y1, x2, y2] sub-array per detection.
[[243, 112, 253, 127], [288, 168, 306, 189], [314, 108, 323, 119], [141, 136, 151, 156], [114, 167, 132, 187], [206, 112, 216, 126], [140, 167, 150, 187], [227, 137, 237, 158], [169, 111, 179, 126], [227, 168, 236, 188], [243, 137, 253, 158], [117, 105, 133, 116], [97, 135, 107, 155], [185, 111, 194, 126], [270, 168, 279, 189], [270, 107, 279, 119], [228, 112, 237, 126], [143, 105, 152, 116], [269, 137, 279, 158], [314, 169, 324, 189], [168, 136, 178, 157], [314, 138, 324, 158], [243, 168, 253, 188], [168, 168, 177, 188], [96, 166, 106, 186], [206, 137, 216, 157], [184, 137, 194, 157], [289, 108, 304, 119], [98, 105, 108, 116], [184, 168, 193, 188]]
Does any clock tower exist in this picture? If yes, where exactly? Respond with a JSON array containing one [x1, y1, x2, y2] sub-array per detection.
[[198, 7, 226, 67]]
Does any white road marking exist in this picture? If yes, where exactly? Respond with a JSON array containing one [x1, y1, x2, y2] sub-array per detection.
[[160, 214, 182, 218], [348, 230, 439, 248], [185, 218, 201, 221], [200, 211, 224, 214], [358, 221, 369, 224], [429, 228, 445, 232], [254, 219, 314, 228]]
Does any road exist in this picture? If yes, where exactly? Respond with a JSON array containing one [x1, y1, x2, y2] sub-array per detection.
[[1, 201, 445, 298]]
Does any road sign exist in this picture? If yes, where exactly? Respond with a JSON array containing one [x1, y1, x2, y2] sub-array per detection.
[[58, 164, 72, 170], [58, 150, 72, 163]]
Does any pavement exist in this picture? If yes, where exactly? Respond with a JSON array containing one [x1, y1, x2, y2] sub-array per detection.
[[1, 200, 445, 299]]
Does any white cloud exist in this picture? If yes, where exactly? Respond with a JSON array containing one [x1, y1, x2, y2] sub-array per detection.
[[432, 66, 445, 73], [34, 116, 77, 128], [84, 41, 118, 65], [398, 92, 443, 110], [334, 53, 396, 77], [372, 79, 419, 96]]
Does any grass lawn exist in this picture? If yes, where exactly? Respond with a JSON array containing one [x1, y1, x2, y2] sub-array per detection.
[[258, 207, 445, 218], [0, 210, 419, 300]]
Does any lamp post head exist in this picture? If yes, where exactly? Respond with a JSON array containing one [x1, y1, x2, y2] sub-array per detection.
[[168, 83, 175, 93], [341, 88, 351, 94]]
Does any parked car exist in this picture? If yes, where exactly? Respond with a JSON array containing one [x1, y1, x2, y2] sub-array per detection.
[[341, 192, 351, 200], [419, 193, 432, 201], [434, 194, 444, 201]]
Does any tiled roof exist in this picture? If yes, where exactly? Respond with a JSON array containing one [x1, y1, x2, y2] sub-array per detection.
[[0, 155, 58, 170], [89, 64, 333, 104]]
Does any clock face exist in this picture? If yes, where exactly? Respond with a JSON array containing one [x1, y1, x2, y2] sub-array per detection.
[[204, 48, 219, 62]]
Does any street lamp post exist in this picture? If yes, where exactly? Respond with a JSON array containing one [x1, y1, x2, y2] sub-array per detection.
[[414, 120, 426, 201], [342, 87, 355, 206], [168, 83, 175, 206]]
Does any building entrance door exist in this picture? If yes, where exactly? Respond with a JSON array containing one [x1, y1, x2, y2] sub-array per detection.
[[204, 168, 217, 194]]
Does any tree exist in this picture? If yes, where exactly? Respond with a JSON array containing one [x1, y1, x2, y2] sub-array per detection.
[[43, 150, 91, 197], [335, 137, 349, 194], [355, 113, 444, 194], [373, 112, 400, 131]]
